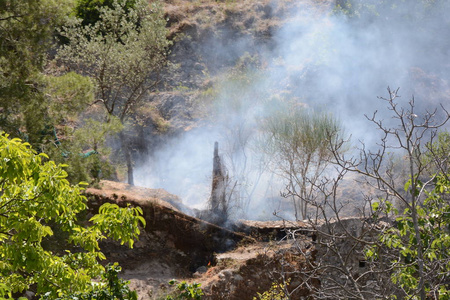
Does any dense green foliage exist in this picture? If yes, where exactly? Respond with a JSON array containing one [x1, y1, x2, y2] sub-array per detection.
[[58, 0, 170, 123], [0, 0, 77, 143], [51, 263, 138, 300], [368, 173, 450, 298], [358, 95, 450, 299], [0, 133, 145, 298], [0, 0, 171, 185], [47, 116, 123, 184], [58, 0, 171, 185], [75, 0, 137, 26], [0, 0, 117, 184]]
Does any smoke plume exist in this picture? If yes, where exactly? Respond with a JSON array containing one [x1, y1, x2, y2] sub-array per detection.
[[135, 0, 450, 220]]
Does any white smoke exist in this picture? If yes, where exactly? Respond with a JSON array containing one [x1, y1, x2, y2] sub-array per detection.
[[135, 0, 450, 220]]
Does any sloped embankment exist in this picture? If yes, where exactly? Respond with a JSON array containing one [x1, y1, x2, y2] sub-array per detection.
[[85, 180, 250, 266], [84, 180, 251, 297], [84, 181, 315, 299]]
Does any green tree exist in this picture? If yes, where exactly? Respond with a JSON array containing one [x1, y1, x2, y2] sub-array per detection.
[[57, 0, 171, 186], [364, 126, 450, 298], [0, 0, 72, 138], [260, 101, 344, 220], [0, 133, 145, 298], [0, 0, 106, 177], [368, 174, 450, 299], [0, 0, 74, 103], [51, 263, 137, 300], [270, 90, 450, 299], [329, 88, 450, 299], [47, 116, 123, 185], [75, 0, 137, 26]]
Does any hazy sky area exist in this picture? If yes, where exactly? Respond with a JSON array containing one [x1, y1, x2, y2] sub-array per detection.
[[135, 0, 450, 220]]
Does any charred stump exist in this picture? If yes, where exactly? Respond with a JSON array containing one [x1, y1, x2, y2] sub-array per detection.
[[208, 141, 228, 225]]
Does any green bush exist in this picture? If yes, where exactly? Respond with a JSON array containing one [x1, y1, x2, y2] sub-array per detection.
[[75, 0, 137, 25], [50, 263, 137, 300], [0, 133, 144, 298], [165, 280, 204, 300]]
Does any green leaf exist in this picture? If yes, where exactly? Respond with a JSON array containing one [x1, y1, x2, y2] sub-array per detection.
[[372, 201, 380, 211], [0, 132, 141, 298], [404, 178, 411, 192]]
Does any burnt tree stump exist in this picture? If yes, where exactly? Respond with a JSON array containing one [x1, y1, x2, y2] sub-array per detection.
[[209, 141, 228, 224]]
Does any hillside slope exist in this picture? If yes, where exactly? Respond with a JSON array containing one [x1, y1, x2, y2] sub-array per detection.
[[85, 181, 317, 299]]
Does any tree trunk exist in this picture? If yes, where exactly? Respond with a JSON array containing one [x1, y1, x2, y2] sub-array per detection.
[[125, 145, 134, 186], [408, 154, 425, 300], [120, 132, 134, 186], [210, 141, 227, 224]]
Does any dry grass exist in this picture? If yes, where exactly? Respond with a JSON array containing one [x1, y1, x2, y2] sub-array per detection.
[[162, 0, 332, 39], [86, 179, 183, 210]]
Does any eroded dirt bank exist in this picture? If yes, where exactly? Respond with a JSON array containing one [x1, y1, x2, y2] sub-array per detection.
[[85, 181, 316, 299]]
